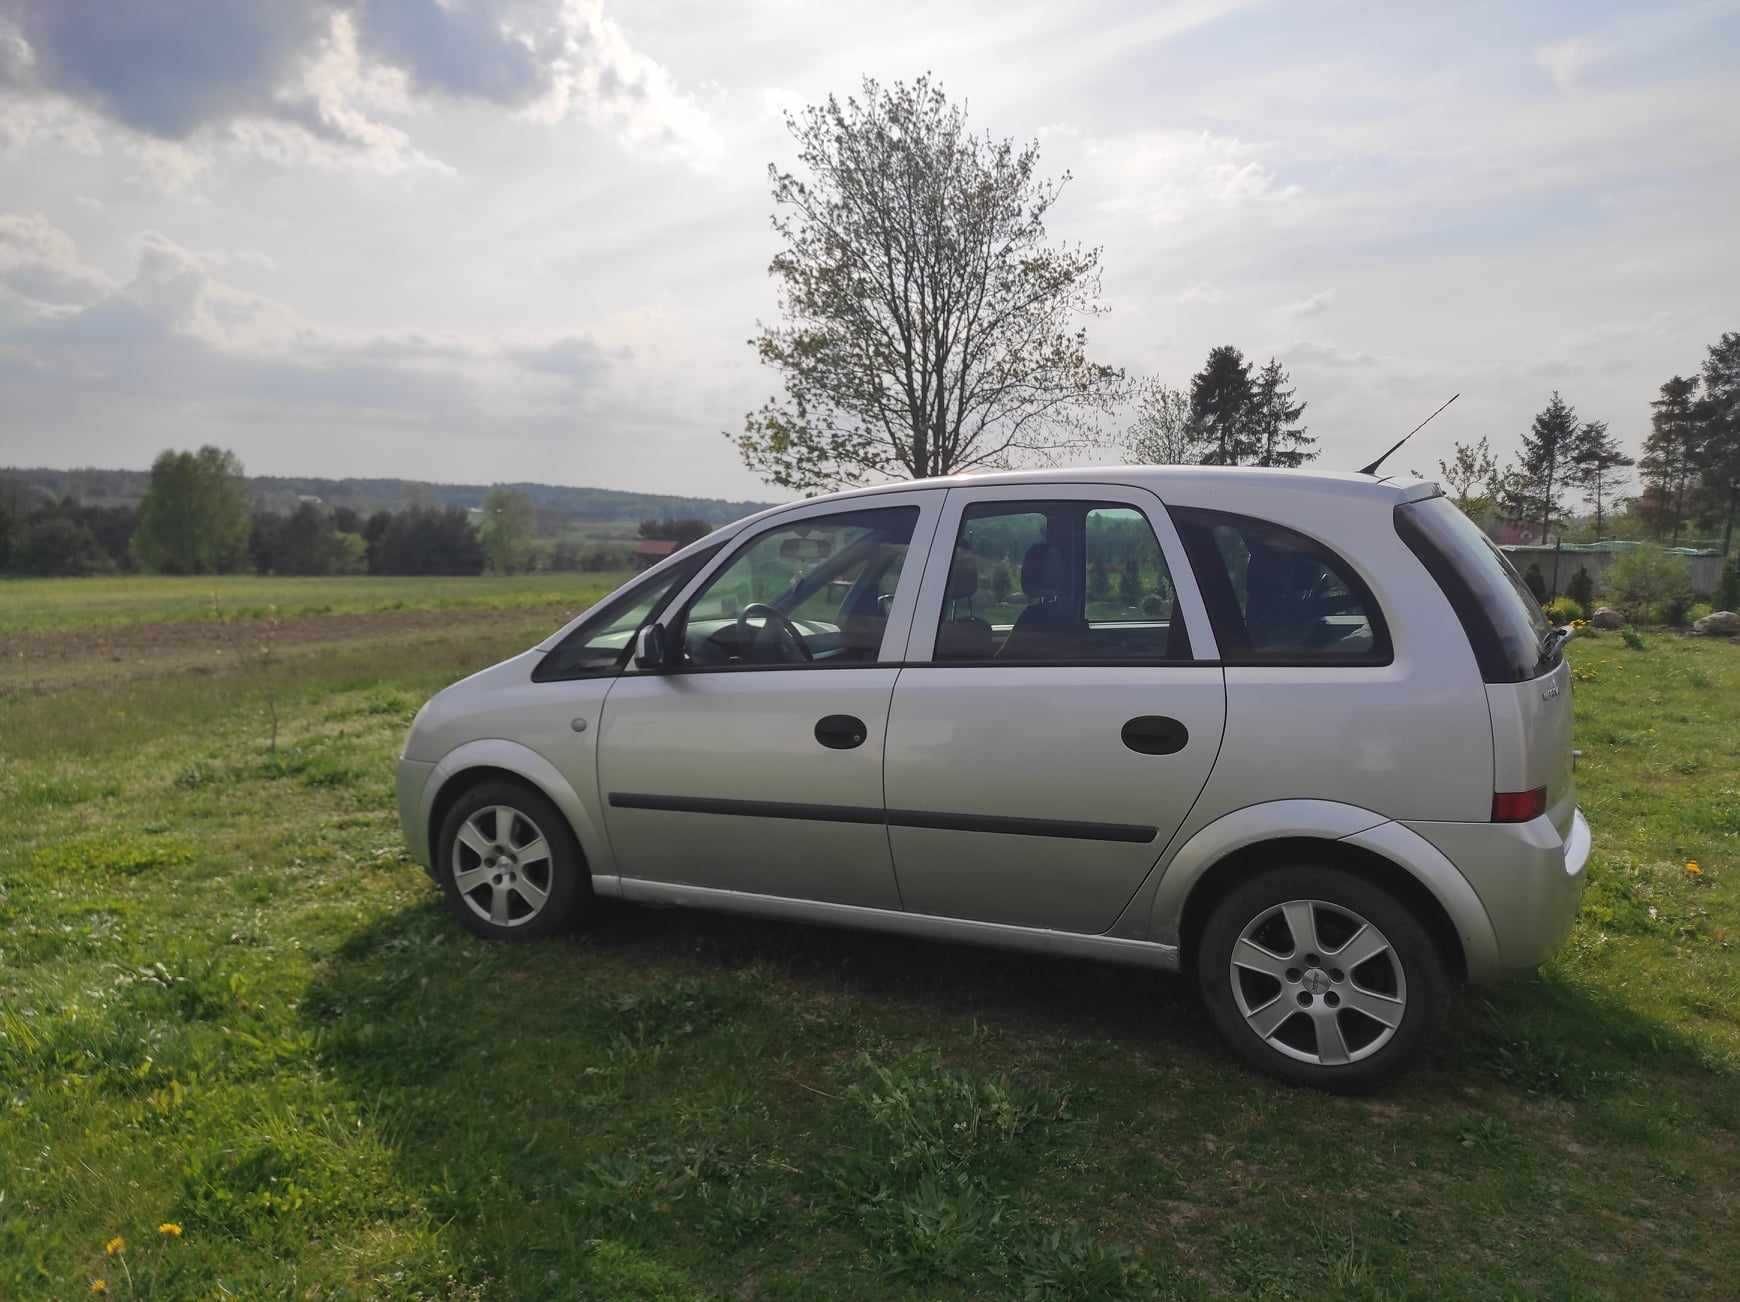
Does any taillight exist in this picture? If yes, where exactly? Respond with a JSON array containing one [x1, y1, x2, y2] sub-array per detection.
[[1492, 787, 1547, 823]]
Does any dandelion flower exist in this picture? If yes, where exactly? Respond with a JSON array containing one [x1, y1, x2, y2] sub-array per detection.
[[158, 1222, 183, 1238], [1687, 860, 1702, 878], [104, 1237, 124, 1256], [90, 1283, 108, 1295]]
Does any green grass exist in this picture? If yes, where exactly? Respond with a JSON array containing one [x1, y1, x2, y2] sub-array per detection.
[[0, 572, 632, 634], [2, 608, 1737, 1299]]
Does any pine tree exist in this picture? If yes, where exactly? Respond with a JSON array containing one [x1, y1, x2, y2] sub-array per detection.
[[1696, 332, 1740, 555], [1119, 555, 1142, 606], [1639, 375, 1700, 543], [1517, 393, 1579, 543], [1249, 358, 1316, 467], [1187, 346, 1258, 465], [1567, 419, 1633, 538]]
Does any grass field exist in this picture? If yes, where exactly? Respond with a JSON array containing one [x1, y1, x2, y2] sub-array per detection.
[[2, 577, 1737, 1299], [0, 573, 627, 634]]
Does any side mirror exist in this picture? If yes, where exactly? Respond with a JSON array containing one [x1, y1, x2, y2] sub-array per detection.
[[634, 622, 671, 670]]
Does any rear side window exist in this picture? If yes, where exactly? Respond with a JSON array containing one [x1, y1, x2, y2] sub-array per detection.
[[1394, 495, 1557, 683], [931, 499, 1190, 662], [1172, 508, 1390, 665]]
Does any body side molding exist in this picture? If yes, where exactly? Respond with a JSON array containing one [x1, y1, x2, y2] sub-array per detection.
[[607, 791, 1159, 843]]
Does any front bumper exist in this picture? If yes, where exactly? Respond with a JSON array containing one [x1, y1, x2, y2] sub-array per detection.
[[1403, 807, 1590, 979], [396, 756, 437, 873]]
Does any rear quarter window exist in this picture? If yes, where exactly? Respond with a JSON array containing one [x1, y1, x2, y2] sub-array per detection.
[[1171, 507, 1391, 666], [1394, 495, 1557, 683]]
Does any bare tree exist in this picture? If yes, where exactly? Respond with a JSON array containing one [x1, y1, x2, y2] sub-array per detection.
[[732, 76, 1124, 493], [1120, 382, 1197, 465]]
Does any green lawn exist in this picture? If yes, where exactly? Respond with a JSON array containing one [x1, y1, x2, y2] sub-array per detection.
[[1, 599, 1737, 1299], [0, 572, 632, 634]]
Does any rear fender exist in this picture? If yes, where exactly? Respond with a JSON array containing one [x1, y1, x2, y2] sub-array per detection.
[[1145, 799, 1501, 978]]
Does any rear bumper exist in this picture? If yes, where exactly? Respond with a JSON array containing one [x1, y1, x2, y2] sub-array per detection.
[[1402, 807, 1589, 980], [396, 757, 437, 873]]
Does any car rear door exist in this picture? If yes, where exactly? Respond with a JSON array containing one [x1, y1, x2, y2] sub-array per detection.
[[881, 483, 1227, 934], [596, 490, 943, 909]]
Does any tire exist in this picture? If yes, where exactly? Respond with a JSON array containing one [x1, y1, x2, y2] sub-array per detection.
[[1196, 865, 1450, 1091], [436, 780, 589, 941]]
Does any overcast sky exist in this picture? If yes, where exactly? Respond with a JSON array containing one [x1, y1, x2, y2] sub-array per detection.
[[1, 0, 1736, 500]]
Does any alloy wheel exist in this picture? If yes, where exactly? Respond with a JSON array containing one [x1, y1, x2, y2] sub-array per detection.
[[1228, 898, 1408, 1066], [450, 804, 555, 928]]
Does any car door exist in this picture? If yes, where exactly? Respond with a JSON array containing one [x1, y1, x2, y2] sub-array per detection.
[[883, 483, 1227, 934], [596, 490, 943, 909]]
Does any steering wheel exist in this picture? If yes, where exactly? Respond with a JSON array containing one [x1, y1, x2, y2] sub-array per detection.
[[736, 603, 813, 663]]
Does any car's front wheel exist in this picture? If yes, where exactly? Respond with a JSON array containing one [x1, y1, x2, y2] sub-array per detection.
[[1196, 865, 1449, 1090], [436, 780, 587, 941]]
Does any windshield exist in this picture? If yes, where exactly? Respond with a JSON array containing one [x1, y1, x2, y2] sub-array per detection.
[[1395, 495, 1558, 683]]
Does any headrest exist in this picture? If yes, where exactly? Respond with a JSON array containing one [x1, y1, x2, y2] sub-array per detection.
[[1021, 542, 1066, 597], [1248, 544, 1320, 596], [946, 551, 979, 600]]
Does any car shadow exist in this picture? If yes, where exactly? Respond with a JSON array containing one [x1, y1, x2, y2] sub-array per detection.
[[579, 895, 1222, 1050], [306, 889, 1733, 1108], [296, 893, 1736, 1291]]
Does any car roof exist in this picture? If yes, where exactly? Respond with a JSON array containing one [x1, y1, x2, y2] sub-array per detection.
[[732, 465, 1441, 521]]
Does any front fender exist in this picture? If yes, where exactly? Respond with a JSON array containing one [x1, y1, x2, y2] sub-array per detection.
[[1145, 799, 1501, 979], [421, 739, 617, 888]]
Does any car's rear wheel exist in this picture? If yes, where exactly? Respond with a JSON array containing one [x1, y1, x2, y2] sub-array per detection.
[[436, 780, 587, 941], [1196, 865, 1449, 1090]]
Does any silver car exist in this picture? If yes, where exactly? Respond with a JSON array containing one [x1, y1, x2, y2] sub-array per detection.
[[396, 467, 1589, 1088]]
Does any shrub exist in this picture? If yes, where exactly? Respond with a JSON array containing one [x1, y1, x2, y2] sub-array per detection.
[[1688, 601, 1714, 624], [1621, 628, 1648, 651], [1566, 566, 1595, 612], [1545, 596, 1584, 623], [1605, 547, 1691, 622]]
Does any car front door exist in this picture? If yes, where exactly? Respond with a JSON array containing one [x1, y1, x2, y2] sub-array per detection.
[[882, 483, 1227, 934], [596, 491, 942, 909]]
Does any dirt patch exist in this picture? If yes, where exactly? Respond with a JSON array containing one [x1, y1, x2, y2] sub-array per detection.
[[0, 603, 580, 698], [0, 604, 578, 667]]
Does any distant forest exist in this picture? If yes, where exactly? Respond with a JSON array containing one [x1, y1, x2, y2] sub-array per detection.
[[3, 465, 771, 531], [0, 460, 775, 578]]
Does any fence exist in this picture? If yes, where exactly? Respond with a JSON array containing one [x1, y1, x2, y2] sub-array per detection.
[[1499, 544, 1726, 599]]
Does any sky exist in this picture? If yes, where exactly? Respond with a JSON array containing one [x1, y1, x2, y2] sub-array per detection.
[[0, 0, 1736, 501]]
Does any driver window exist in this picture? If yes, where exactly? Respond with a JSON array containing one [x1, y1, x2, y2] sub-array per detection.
[[675, 506, 919, 668]]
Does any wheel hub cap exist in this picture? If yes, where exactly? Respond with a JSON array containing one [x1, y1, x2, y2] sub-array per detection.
[[1301, 967, 1332, 996]]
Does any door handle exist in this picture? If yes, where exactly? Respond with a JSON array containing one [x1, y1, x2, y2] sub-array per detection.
[[1121, 715, 1188, 755], [815, 714, 869, 750]]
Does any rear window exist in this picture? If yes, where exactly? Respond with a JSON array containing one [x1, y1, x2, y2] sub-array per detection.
[[1394, 495, 1557, 683]]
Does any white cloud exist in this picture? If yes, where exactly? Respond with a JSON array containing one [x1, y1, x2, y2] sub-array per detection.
[[0, 211, 113, 307], [1083, 129, 1302, 231], [0, 214, 627, 463], [1281, 289, 1335, 319], [1536, 36, 1601, 92], [0, 0, 718, 174]]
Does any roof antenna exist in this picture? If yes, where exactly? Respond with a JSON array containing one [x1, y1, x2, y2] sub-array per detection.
[[1357, 393, 1459, 476]]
